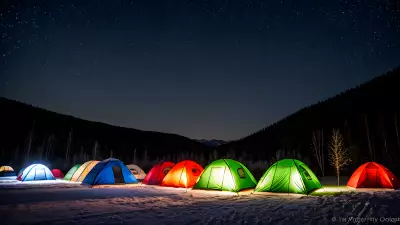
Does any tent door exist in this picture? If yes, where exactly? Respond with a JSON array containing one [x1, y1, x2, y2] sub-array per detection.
[[207, 167, 225, 190], [34, 168, 46, 180], [112, 166, 124, 184], [365, 169, 380, 188]]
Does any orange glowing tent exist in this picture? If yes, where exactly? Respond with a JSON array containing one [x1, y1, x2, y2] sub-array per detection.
[[347, 162, 399, 189], [142, 161, 175, 185], [161, 160, 203, 188]]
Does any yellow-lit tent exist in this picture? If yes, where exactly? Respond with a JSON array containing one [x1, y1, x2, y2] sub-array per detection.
[[0, 166, 14, 172], [70, 160, 99, 182]]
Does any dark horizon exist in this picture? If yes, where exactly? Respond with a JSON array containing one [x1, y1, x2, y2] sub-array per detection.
[[1, 0, 399, 140]]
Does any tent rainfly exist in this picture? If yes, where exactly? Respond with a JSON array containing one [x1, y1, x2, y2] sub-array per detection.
[[18, 164, 55, 181], [51, 169, 65, 179], [64, 164, 82, 181], [70, 161, 99, 182], [193, 159, 257, 192], [161, 160, 203, 188], [255, 159, 322, 194], [126, 164, 146, 180], [142, 161, 175, 185], [81, 158, 138, 185], [347, 162, 399, 189]]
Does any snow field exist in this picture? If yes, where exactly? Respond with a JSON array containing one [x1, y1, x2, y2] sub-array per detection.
[[0, 179, 399, 225]]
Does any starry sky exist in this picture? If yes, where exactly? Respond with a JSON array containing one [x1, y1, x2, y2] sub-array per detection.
[[1, 0, 399, 140]]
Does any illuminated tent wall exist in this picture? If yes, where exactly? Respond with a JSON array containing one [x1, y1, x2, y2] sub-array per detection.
[[70, 160, 99, 182], [142, 161, 175, 185], [82, 158, 138, 185], [161, 160, 203, 188], [347, 162, 399, 189], [193, 159, 257, 192], [126, 164, 146, 180], [0, 166, 16, 177], [255, 159, 321, 194], [18, 164, 55, 181], [64, 164, 81, 181], [51, 169, 65, 179]]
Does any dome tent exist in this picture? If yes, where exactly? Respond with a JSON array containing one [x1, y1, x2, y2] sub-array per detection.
[[126, 164, 146, 180], [51, 169, 65, 179], [161, 160, 203, 188], [64, 164, 82, 181], [18, 164, 55, 181], [70, 160, 99, 182], [193, 159, 257, 192], [0, 166, 16, 177], [347, 162, 399, 189], [255, 159, 322, 194], [82, 158, 138, 185], [142, 161, 175, 185]]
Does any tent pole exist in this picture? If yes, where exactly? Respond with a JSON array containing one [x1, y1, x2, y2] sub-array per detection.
[[269, 161, 279, 192], [287, 160, 293, 195], [178, 161, 188, 188], [221, 166, 227, 192], [293, 160, 307, 195]]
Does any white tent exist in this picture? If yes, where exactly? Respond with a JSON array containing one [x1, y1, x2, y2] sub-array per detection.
[[126, 164, 146, 180]]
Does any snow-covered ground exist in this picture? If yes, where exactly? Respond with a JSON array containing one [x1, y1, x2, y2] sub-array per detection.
[[0, 179, 400, 225]]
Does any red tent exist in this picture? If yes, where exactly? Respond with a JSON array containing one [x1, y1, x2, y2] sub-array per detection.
[[161, 160, 203, 188], [51, 169, 65, 179], [142, 161, 175, 185], [347, 162, 399, 189]]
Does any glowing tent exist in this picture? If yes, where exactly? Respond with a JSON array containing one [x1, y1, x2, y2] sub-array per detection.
[[82, 158, 138, 185], [347, 162, 399, 189], [18, 164, 55, 181], [193, 159, 257, 192], [64, 164, 81, 181], [0, 166, 16, 177], [255, 159, 322, 194], [51, 169, 65, 179], [70, 160, 99, 182], [161, 160, 203, 188], [142, 161, 175, 185], [126, 164, 146, 180]]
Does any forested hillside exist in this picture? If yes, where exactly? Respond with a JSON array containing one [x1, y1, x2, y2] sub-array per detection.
[[0, 98, 211, 171], [218, 67, 400, 176]]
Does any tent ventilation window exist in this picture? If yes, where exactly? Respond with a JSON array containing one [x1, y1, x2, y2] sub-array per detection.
[[192, 168, 199, 174], [130, 169, 138, 175], [237, 168, 246, 179], [299, 165, 312, 180], [163, 167, 171, 175]]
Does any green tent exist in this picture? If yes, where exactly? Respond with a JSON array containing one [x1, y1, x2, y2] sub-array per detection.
[[255, 159, 321, 194], [64, 164, 81, 181], [193, 159, 257, 192]]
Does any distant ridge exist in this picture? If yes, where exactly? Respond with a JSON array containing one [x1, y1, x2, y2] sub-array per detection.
[[195, 139, 228, 147], [0, 97, 211, 169]]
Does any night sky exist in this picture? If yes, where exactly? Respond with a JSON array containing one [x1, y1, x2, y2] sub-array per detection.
[[1, 0, 399, 140]]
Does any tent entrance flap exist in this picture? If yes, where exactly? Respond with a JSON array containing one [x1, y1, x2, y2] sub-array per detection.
[[112, 166, 124, 184], [207, 167, 225, 190]]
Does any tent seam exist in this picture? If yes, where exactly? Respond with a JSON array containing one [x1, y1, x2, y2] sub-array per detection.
[[292, 160, 307, 194], [223, 159, 238, 192]]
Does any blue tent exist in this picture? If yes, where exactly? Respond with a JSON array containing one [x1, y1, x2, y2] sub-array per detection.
[[82, 158, 138, 185], [19, 164, 55, 181]]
